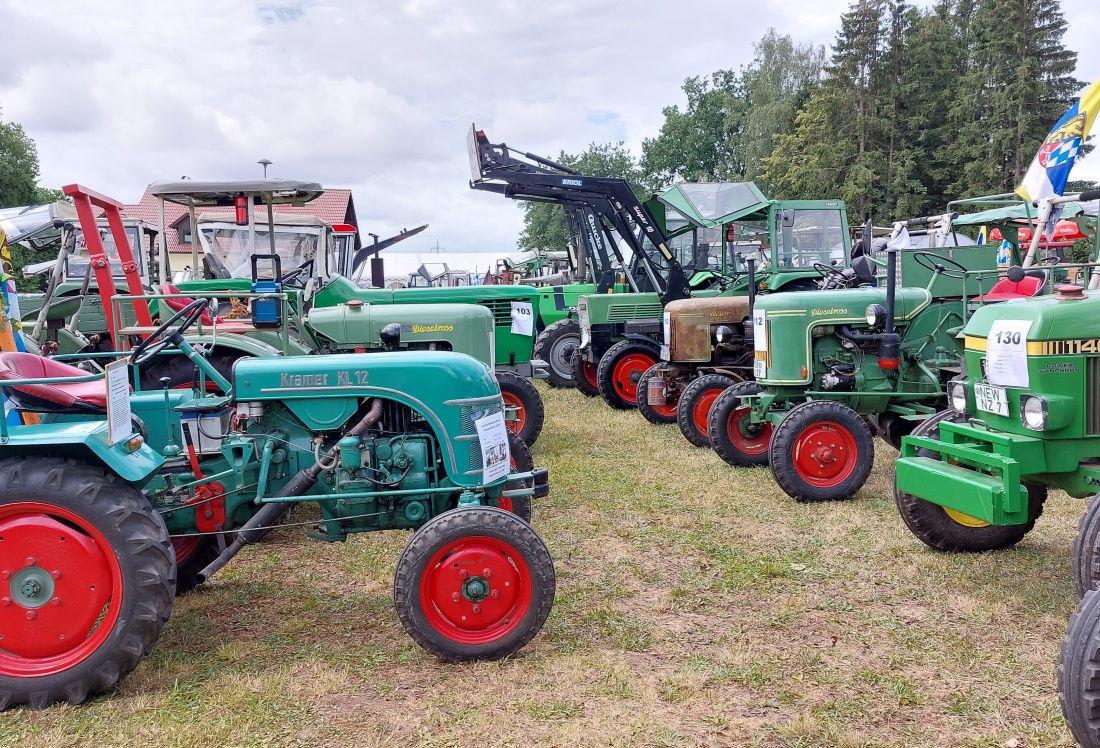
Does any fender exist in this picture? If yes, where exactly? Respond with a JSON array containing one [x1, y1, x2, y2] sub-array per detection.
[[183, 332, 310, 358], [0, 421, 163, 485], [621, 333, 661, 351]]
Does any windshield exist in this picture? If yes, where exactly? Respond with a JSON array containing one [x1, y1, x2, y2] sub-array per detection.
[[199, 223, 320, 279], [776, 208, 847, 269], [677, 183, 766, 222], [65, 226, 144, 279]]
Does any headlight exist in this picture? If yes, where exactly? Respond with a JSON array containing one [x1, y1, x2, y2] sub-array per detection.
[[1021, 395, 1047, 431], [713, 325, 733, 343], [948, 380, 967, 412], [866, 304, 887, 328]]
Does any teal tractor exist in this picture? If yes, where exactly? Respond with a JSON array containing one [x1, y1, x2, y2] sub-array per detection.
[[0, 290, 555, 709], [706, 233, 1004, 502]]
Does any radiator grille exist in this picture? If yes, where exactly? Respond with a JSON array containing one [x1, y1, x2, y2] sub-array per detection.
[[606, 302, 663, 323], [479, 300, 515, 327], [1089, 358, 1100, 435]]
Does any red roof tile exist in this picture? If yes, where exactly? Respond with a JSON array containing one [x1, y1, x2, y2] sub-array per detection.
[[120, 185, 358, 253]]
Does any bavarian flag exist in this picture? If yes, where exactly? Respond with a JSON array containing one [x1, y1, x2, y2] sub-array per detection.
[[1018, 78, 1100, 202]]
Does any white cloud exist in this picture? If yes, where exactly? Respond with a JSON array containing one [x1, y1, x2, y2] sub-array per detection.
[[1, 0, 1097, 255]]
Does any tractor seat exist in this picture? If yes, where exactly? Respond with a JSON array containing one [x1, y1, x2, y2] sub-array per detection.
[[160, 284, 218, 325], [984, 271, 1045, 301], [0, 352, 129, 413]]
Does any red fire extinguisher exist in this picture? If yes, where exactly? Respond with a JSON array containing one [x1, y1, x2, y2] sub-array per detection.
[[235, 194, 248, 225]]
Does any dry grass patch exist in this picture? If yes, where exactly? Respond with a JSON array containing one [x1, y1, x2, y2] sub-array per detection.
[[0, 383, 1084, 746]]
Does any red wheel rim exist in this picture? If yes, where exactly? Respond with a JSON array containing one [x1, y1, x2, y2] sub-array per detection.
[[650, 387, 679, 418], [500, 391, 526, 435], [581, 360, 598, 388], [725, 401, 773, 455], [419, 535, 532, 645], [692, 387, 725, 437], [611, 353, 656, 400], [171, 536, 200, 563], [791, 420, 859, 487], [0, 502, 122, 677]]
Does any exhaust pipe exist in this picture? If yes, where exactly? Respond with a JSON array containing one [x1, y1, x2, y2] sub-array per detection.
[[196, 398, 385, 583]]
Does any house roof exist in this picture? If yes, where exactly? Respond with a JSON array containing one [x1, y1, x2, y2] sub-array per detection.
[[121, 184, 358, 253]]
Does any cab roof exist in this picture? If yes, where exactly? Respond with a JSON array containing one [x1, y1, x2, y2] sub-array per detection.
[[148, 179, 324, 206]]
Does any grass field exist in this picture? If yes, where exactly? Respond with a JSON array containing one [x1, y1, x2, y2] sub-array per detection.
[[0, 383, 1084, 747]]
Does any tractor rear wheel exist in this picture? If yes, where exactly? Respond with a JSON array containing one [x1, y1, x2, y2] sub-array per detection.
[[498, 431, 533, 524], [569, 352, 600, 398], [635, 365, 679, 425], [768, 400, 875, 502], [394, 506, 554, 662], [497, 371, 544, 447], [0, 457, 175, 709], [172, 536, 221, 595], [894, 410, 1047, 552], [678, 374, 736, 447], [707, 382, 772, 465], [597, 339, 660, 410], [1072, 496, 1100, 596], [533, 319, 580, 389], [1060, 588, 1100, 748]]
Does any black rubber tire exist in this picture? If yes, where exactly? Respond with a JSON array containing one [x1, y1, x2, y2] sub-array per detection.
[[172, 536, 222, 595], [533, 319, 580, 389], [497, 371, 545, 447], [503, 430, 534, 524], [0, 457, 175, 709], [678, 374, 736, 447], [1072, 497, 1100, 597], [768, 400, 875, 502], [635, 365, 680, 425], [393, 506, 555, 662], [569, 351, 601, 398], [894, 409, 1047, 552], [1060, 588, 1100, 747], [707, 381, 772, 465], [139, 351, 239, 392], [596, 339, 660, 410]]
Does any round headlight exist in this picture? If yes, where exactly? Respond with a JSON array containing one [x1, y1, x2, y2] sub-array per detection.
[[866, 304, 887, 328], [1021, 396, 1046, 430], [714, 325, 733, 343], [949, 382, 967, 412]]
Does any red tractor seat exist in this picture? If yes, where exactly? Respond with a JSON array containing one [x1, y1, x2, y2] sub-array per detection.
[[0, 352, 129, 413], [984, 274, 1045, 301], [160, 283, 217, 325]]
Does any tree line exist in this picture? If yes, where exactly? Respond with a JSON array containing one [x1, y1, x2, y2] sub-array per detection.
[[520, 0, 1088, 251]]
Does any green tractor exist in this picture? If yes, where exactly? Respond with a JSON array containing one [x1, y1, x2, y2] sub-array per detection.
[[0, 272, 555, 708], [706, 224, 1006, 502], [643, 189, 860, 443]]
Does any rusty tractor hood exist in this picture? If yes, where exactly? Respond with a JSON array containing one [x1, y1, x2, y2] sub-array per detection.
[[666, 296, 752, 363]]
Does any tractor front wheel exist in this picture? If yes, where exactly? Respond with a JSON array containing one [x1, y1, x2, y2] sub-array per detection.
[[533, 319, 580, 389], [635, 365, 679, 425], [679, 374, 736, 447], [569, 353, 600, 398], [768, 400, 874, 502], [597, 339, 660, 410], [394, 507, 555, 662], [0, 457, 175, 709], [894, 410, 1047, 552], [1072, 496, 1100, 596], [498, 431, 533, 524], [497, 371, 545, 447], [707, 381, 772, 465], [1060, 588, 1100, 748]]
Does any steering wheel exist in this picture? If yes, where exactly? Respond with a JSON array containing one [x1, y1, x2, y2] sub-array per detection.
[[130, 298, 209, 366], [911, 251, 969, 279], [812, 262, 850, 284], [279, 259, 313, 287]]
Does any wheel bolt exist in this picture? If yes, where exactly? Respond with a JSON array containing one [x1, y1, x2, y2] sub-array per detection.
[[0, 570, 9, 580], [458, 569, 468, 580], [25, 557, 37, 567], [0, 597, 10, 606], [471, 605, 481, 614], [51, 570, 61, 580], [51, 597, 61, 606], [452, 593, 461, 603], [491, 590, 500, 599], [25, 610, 35, 620], [482, 568, 492, 578]]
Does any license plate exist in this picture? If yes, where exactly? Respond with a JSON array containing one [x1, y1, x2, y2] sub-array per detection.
[[975, 383, 1008, 416], [660, 344, 670, 361], [754, 359, 766, 378]]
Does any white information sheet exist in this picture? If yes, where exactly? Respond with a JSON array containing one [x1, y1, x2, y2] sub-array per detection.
[[475, 411, 511, 483], [510, 301, 534, 336], [985, 319, 1032, 388], [752, 309, 767, 351], [662, 312, 672, 346], [105, 359, 132, 445]]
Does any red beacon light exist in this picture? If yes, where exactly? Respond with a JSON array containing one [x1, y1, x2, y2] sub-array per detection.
[[234, 194, 249, 225]]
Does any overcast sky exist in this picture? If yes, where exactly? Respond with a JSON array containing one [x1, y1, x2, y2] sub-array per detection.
[[1, 0, 1096, 254]]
